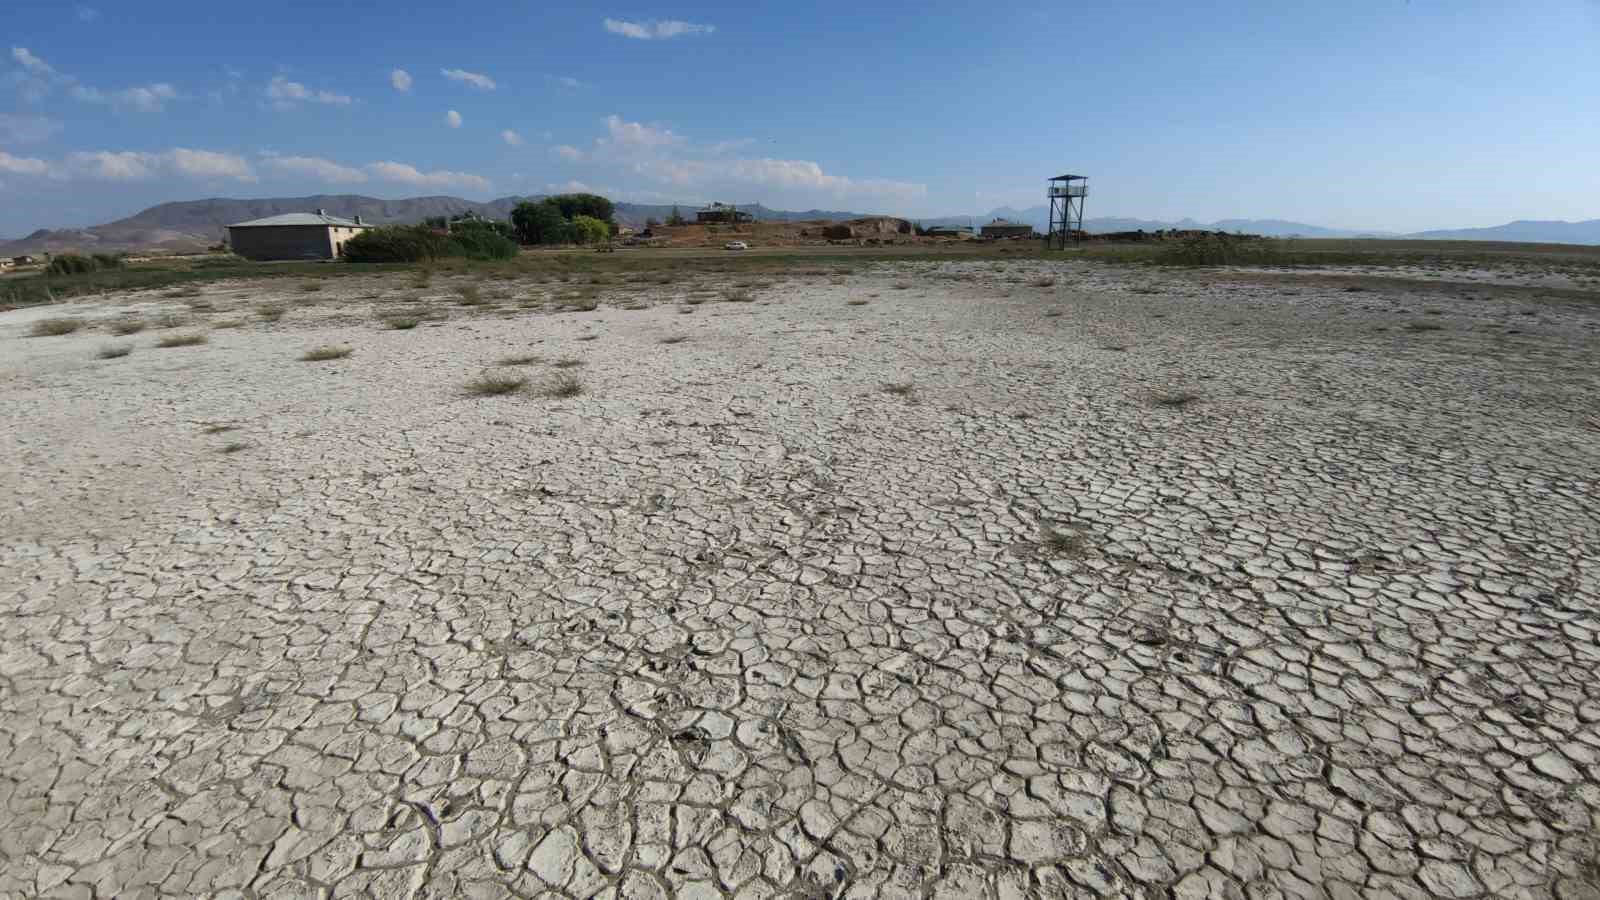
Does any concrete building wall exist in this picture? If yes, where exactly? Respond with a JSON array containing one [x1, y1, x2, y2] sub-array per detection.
[[228, 226, 336, 261], [226, 225, 369, 261]]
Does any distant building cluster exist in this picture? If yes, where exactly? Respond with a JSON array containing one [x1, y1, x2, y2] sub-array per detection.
[[696, 202, 754, 224], [980, 219, 1035, 239]]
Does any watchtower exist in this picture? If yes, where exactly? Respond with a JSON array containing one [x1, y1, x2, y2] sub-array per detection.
[[1046, 175, 1088, 249]]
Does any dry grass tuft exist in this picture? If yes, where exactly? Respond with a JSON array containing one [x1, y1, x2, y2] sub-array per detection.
[[300, 345, 353, 361], [1040, 527, 1089, 558], [256, 304, 286, 322], [498, 354, 541, 366], [847, 299, 870, 306], [1031, 277, 1058, 288], [722, 289, 756, 303], [542, 372, 584, 399], [299, 282, 325, 294], [97, 344, 132, 359], [1151, 390, 1200, 408], [464, 372, 528, 397], [1404, 322, 1444, 332], [31, 317, 85, 337], [881, 381, 916, 398], [219, 441, 251, 454], [659, 335, 689, 345], [202, 424, 237, 434], [382, 314, 422, 330], [109, 317, 147, 335], [455, 284, 487, 306], [551, 358, 584, 369], [157, 333, 208, 348]]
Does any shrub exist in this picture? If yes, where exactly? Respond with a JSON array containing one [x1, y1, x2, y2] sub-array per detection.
[[301, 345, 353, 361], [465, 372, 527, 396], [47, 254, 122, 276], [343, 225, 453, 263], [542, 372, 584, 398], [32, 317, 86, 336], [157, 333, 208, 348], [445, 228, 519, 261], [97, 344, 132, 359], [571, 215, 610, 246]]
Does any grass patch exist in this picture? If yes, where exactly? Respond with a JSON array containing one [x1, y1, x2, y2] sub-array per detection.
[[1031, 277, 1058, 288], [97, 344, 132, 359], [1151, 390, 1200, 408], [455, 284, 486, 305], [213, 318, 247, 329], [202, 424, 237, 434], [256, 304, 286, 322], [1041, 527, 1089, 558], [382, 315, 421, 330], [881, 381, 916, 397], [1404, 322, 1445, 332], [109, 317, 147, 335], [498, 354, 541, 366], [30, 317, 86, 337], [551, 357, 584, 369], [464, 372, 527, 396], [165, 285, 204, 298], [299, 282, 325, 294], [219, 441, 250, 454], [722, 289, 756, 303], [157, 333, 208, 348], [542, 372, 584, 399], [847, 299, 870, 306], [659, 335, 689, 344], [300, 345, 353, 361]]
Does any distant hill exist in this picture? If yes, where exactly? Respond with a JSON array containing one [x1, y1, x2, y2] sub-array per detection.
[[1407, 219, 1600, 244], [0, 195, 881, 255]]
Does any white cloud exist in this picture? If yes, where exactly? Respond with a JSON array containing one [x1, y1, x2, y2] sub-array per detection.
[[600, 114, 681, 151], [0, 113, 62, 144], [390, 68, 412, 92], [551, 144, 583, 162], [501, 129, 524, 146], [75, 5, 100, 22], [603, 18, 715, 40], [441, 68, 496, 90], [0, 151, 50, 176], [558, 76, 582, 88], [11, 47, 55, 76], [73, 82, 178, 112], [261, 153, 370, 183], [546, 180, 596, 194], [366, 161, 489, 192], [167, 148, 255, 180], [445, 109, 463, 128], [266, 75, 352, 108], [54, 148, 256, 182]]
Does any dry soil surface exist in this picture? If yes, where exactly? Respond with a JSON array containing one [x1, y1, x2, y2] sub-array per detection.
[[3, 260, 1599, 899]]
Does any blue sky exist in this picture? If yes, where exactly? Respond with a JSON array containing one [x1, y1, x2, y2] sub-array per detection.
[[2, 1, 1598, 235]]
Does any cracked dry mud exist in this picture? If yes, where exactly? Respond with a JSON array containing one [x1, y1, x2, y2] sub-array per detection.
[[3, 259, 1599, 899]]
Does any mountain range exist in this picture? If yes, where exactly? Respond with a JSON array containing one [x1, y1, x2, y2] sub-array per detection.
[[2, 195, 1598, 254]]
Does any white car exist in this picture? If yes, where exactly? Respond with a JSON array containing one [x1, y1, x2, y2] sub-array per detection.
[[724, 241, 749, 250]]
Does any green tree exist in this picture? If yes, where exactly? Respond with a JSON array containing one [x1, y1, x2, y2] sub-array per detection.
[[545, 193, 615, 224], [571, 215, 610, 245], [511, 201, 567, 245], [667, 205, 686, 226]]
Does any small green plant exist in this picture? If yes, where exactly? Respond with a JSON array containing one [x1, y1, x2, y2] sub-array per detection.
[[542, 372, 584, 399], [465, 372, 528, 396], [30, 317, 85, 337], [109, 317, 147, 335], [300, 345, 353, 361], [97, 344, 132, 359], [157, 333, 208, 348]]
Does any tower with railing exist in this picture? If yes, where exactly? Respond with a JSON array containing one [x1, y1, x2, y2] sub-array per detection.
[[1047, 175, 1088, 249]]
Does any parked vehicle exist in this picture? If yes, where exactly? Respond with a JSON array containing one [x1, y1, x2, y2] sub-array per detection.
[[723, 241, 749, 251]]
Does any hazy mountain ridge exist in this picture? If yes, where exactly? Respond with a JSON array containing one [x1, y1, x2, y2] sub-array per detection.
[[3, 195, 1596, 254]]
